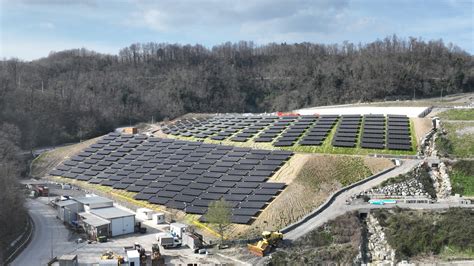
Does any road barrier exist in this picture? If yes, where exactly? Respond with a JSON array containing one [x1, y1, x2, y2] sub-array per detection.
[[4, 214, 35, 265], [280, 166, 397, 234]]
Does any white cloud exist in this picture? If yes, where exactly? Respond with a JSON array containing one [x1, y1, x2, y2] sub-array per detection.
[[129, 0, 350, 35]]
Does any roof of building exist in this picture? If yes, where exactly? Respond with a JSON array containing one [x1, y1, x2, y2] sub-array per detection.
[[56, 199, 78, 207], [74, 196, 113, 205], [90, 207, 135, 220], [170, 222, 187, 229], [58, 254, 77, 261], [79, 212, 111, 227]]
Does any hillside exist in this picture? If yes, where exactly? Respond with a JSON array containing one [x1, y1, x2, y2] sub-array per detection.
[[1, 37, 472, 151]]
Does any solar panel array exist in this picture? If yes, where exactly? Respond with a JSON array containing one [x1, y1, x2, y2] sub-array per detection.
[[297, 115, 338, 146], [332, 115, 361, 148], [386, 115, 412, 150], [161, 114, 413, 151], [360, 115, 386, 149], [49, 134, 292, 224]]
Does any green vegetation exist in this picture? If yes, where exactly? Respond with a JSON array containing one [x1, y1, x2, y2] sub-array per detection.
[[204, 199, 232, 243], [438, 109, 474, 120], [436, 122, 474, 158], [270, 213, 361, 265], [373, 208, 474, 260], [450, 160, 474, 196]]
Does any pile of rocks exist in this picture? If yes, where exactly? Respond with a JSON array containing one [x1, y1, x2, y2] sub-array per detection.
[[429, 162, 452, 199], [368, 178, 430, 197], [366, 214, 396, 264]]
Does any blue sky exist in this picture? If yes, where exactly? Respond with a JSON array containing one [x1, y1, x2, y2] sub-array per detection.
[[1, 0, 472, 60]]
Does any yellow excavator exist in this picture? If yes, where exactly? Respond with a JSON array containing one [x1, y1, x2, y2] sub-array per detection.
[[247, 231, 283, 257], [100, 250, 124, 264]]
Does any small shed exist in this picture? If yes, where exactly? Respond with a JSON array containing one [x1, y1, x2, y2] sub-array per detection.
[[56, 200, 83, 226], [127, 250, 140, 266], [122, 127, 138, 134], [58, 254, 78, 266], [182, 233, 202, 250], [91, 207, 135, 237], [79, 212, 110, 239], [152, 213, 165, 224], [136, 208, 154, 220]]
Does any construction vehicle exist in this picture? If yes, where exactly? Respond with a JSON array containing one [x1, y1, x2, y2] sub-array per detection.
[[247, 231, 283, 257], [100, 250, 124, 264], [151, 244, 165, 266]]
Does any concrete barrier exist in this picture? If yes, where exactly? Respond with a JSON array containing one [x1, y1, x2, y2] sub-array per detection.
[[280, 166, 396, 234], [4, 214, 35, 265]]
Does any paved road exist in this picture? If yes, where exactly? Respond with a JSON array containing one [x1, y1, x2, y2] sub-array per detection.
[[285, 159, 422, 240], [12, 199, 78, 266]]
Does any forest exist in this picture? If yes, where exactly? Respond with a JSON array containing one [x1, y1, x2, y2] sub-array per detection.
[[0, 36, 473, 151]]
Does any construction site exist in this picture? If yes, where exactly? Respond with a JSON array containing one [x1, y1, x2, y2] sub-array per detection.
[[11, 94, 474, 265]]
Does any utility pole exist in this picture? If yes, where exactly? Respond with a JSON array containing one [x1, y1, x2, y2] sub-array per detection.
[[50, 227, 54, 259], [440, 87, 444, 102]]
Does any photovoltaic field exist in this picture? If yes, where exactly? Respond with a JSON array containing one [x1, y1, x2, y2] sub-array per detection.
[[50, 133, 292, 224], [161, 114, 413, 151], [50, 113, 414, 224]]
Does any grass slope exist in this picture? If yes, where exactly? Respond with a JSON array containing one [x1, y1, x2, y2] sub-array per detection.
[[436, 121, 474, 158], [438, 109, 474, 120], [450, 160, 474, 196]]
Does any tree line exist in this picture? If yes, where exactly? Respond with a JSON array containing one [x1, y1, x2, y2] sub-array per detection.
[[0, 127, 28, 262], [0, 36, 473, 150]]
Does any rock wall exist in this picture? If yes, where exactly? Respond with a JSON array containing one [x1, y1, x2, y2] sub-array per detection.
[[366, 214, 396, 265], [429, 162, 452, 199]]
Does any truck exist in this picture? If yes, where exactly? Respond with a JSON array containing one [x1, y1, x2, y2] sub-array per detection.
[[156, 232, 181, 249], [34, 185, 49, 197]]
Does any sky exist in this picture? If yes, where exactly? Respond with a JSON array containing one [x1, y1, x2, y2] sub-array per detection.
[[0, 0, 473, 61]]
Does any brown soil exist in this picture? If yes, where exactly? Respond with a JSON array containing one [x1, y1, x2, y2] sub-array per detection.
[[363, 157, 394, 173], [413, 117, 433, 142]]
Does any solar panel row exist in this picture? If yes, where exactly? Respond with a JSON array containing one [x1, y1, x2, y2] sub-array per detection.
[[50, 134, 293, 224], [162, 114, 413, 151]]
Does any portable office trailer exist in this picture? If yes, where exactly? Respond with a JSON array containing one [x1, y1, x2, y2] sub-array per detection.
[[58, 254, 78, 266], [182, 232, 202, 250], [170, 223, 187, 238], [90, 207, 135, 237], [152, 213, 165, 224], [56, 200, 83, 226], [136, 208, 154, 220], [127, 250, 140, 266]]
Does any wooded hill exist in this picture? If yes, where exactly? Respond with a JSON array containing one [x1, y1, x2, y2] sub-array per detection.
[[1, 36, 473, 149]]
